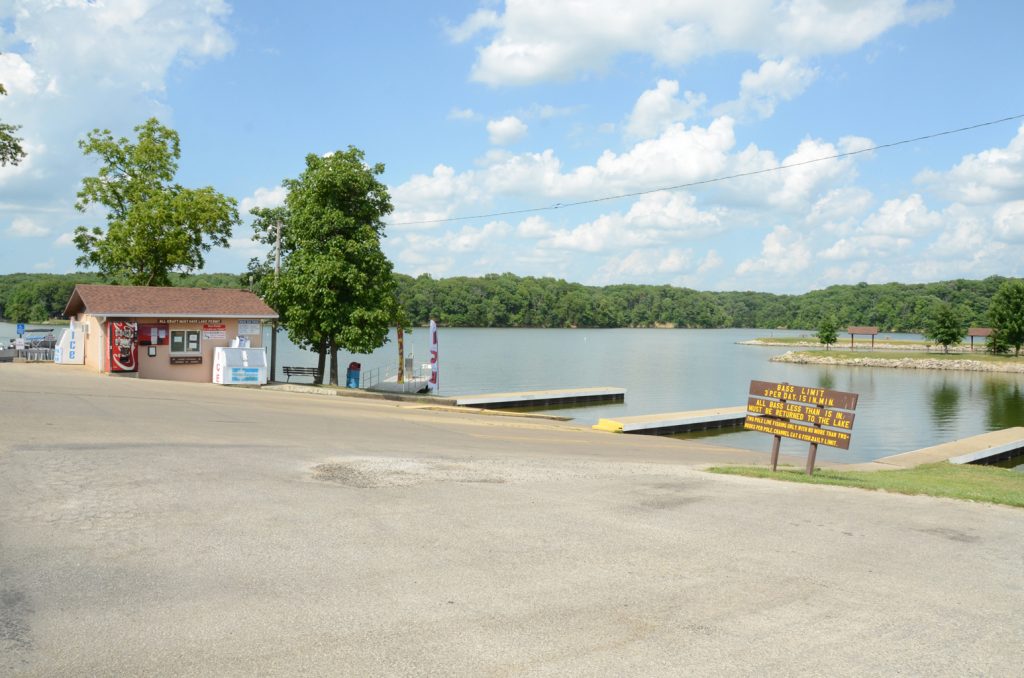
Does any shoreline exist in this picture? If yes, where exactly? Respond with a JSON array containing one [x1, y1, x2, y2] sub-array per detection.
[[770, 350, 1024, 374]]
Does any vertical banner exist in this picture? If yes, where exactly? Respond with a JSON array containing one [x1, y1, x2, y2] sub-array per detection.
[[428, 319, 439, 393], [397, 327, 405, 384], [108, 321, 138, 372]]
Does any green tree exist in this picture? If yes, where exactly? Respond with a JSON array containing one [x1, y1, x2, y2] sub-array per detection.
[[0, 80, 26, 167], [925, 302, 965, 353], [74, 118, 240, 286], [989, 280, 1024, 357], [816, 315, 838, 350], [250, 147, 400, 384]]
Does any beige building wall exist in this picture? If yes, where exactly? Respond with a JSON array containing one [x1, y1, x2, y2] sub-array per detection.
[[72, 314, 265, 383]]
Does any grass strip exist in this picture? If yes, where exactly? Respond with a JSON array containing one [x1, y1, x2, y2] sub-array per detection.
[[706, 462, 1024, 508]]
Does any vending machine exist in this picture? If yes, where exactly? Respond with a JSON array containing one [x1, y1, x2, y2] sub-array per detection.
[[108, 321, 138, 372]]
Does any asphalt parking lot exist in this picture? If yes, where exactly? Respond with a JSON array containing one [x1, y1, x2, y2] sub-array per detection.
[[2, 363, 1022, 676]]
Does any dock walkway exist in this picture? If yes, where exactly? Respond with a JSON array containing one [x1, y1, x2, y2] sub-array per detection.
[[454, 387, 625, 410], [869, 427, 1024, 468], [593, 406, 746, 435]]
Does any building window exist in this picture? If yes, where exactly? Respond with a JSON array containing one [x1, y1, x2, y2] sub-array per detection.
[[170, 329, 201, 354]]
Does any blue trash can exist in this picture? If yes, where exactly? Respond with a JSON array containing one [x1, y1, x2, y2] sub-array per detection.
[[346, 361, 361, 388]]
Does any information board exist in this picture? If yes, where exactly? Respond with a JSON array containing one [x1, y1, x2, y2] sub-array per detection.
[[745, 379, 860, 475], [749, 380, 858, 410], [743, 416, 852, 450], [746, 397, 856, 429]]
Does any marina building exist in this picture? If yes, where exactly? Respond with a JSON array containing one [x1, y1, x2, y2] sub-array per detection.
[[61, 284, 277, 382]]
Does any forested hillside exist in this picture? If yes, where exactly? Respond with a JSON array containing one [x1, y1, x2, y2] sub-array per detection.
[[1, 271, 1014, 333], [0, 273, 244, 323], [395, 273, 1010, 332]]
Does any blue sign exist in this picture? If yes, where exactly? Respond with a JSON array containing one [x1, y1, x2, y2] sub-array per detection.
[[229, 367, 261, 384], [16, 323, 25, 336]]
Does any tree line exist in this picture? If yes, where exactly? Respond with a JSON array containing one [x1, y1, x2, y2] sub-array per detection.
[[4, 269, 1018, 336], [393, 273, 1014, 333]]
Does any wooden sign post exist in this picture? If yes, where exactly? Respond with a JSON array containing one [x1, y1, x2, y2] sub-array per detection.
[[744, 380, 859, 476]]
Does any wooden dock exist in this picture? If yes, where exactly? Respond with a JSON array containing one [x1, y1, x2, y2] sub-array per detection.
[[593, 406, 746, 435], [871, 427, 1024, 468], [454, 387, 625, 410]]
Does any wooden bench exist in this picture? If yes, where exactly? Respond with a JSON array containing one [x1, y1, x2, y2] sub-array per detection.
[[282, 366, 323, 383]]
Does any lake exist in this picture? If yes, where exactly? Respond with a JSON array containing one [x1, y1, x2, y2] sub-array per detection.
[[266, 326, 1024, 465], [4, 320, 1021, 464]]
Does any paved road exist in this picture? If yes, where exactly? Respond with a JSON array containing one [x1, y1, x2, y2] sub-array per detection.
[[2, 364, 1022, 676]]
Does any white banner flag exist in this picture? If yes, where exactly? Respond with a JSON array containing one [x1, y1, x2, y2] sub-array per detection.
[[428, 319, 439, 393]]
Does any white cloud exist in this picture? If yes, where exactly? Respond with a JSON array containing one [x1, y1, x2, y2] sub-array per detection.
[[915, 123, 1024, 204], [516, 215, 552, 238], [697, 250, 723, 274], [625, 80, 705, 138], [540, 191, 723, 253], [240, 185, 287, 215], [7, 216, 49, 237], [0, 0, 236, 268], [716, 57, 818, 119], [448, 107, 477, 120], [389, 116, 740, 232], [818, 234, 912, 261], [993, 200, 1024, 242], [597, 248, 693, 281], [860, 194, 941, 236], [33, 258, 55, 271], [736, 226, 811, 275], [461, 1, 949, 86], [54, 232, 75, 247], [0, 52, 40, 95], [445, 8, 501, 43], [806, 187, 874, 232], [487, 116, 528, 145]]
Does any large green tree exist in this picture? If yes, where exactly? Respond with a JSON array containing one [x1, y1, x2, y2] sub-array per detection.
[[249, 147, 401, 384], [0, 81, 27, 166], [925, 302, 965, 353], [989, 280, 1024, 356], [74, 118, 240, 286]]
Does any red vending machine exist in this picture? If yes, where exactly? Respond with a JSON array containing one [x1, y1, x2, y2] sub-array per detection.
[[108, 321, 138, 372]]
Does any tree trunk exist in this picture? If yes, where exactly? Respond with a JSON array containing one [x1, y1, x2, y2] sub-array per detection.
[[329, 338, 339, 386], [315, 336, 328, 384]]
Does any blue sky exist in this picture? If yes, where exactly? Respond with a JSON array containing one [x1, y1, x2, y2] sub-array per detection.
[[1, 0, 1023, 293]]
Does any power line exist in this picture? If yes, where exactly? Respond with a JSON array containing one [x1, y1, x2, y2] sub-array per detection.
[[385, 113, 1024, 227]]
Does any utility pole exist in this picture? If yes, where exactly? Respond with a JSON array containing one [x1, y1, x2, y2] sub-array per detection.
[[270, 220, 281, 382]]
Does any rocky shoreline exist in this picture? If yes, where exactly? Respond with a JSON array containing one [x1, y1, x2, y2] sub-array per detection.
[[770, 350, 1024, 374]]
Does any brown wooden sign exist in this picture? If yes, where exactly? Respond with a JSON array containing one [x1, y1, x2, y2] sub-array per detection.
[[746, 397, 856, 429], [746, 379, 860, 475], [744, 416, 852, 450], [170, 356, 203, 365], [748, 380, 858, 411]]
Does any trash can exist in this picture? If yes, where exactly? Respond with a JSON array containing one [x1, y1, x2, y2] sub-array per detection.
[[346, 361, 361, 388]]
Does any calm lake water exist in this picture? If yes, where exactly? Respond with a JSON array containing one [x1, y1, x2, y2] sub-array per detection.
[[5, 320, 1021, 464], [265, 326, 1024, 465]]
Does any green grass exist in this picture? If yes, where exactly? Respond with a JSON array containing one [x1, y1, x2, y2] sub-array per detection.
[[707, 462, 1024, 508], [754, 336, 927, 346]]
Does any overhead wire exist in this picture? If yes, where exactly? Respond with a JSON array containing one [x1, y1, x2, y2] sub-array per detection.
[[384, 113, 1024, 227]]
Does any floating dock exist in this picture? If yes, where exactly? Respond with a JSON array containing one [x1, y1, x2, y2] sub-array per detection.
[[871, 426, 1024, 468], [593, 405, 746, 435], [454, 387, 625, 410]]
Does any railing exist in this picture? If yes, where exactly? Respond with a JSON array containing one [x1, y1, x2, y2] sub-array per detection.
[[359, 361, 431, 390], [12, 348, 54, 362]]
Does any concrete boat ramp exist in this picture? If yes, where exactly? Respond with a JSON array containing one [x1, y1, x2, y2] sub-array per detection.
[[593, 406, 747, 435], [867, 426, 1024, 469], [454, 386, 625, 409]]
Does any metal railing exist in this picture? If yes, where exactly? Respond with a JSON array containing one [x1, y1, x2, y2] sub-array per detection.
[[359, 361, 431, 390]]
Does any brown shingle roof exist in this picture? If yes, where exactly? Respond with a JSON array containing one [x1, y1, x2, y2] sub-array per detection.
[[63, 284, 278, 319]]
